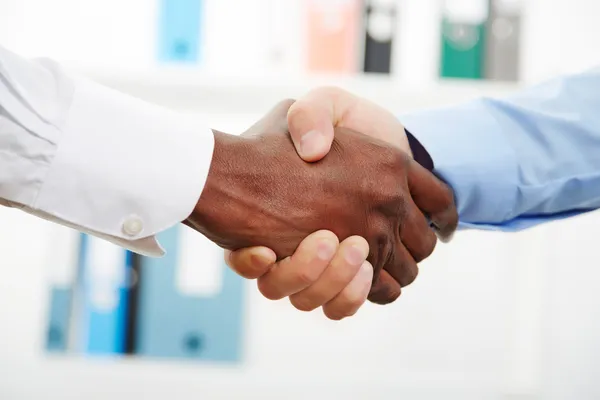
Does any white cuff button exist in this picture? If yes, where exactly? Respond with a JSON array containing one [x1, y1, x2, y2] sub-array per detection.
[[123, 216, 144, 237]]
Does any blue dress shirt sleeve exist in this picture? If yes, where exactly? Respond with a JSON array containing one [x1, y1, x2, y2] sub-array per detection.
[[401, 67, 600, 232]]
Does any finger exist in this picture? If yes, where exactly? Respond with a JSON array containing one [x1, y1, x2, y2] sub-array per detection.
[[256, 230, 338, 300], [322, 261, 373, 321], [242, 99, 295, 137], [399, 201, 438, 263], [368, 270, 402, 305], [384, 242, 419, 288], [225, 247, 277, 279], [407, 160, 459, 241], [289, 236, 369, 312], [287, 87, 357, 161]]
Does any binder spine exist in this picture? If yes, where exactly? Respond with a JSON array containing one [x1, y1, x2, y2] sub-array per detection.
[[45, 288, 73, 352], [484, 0, 523, 81], [78, 234, 130, 355], [124, 251, 141, 354], [305, 0, 362, 73], [157, 0, 203, 63], [439, 0, 489, 79], [44, 227, 79, 353], [363, 0, 397, 74], [135, 226, 245, 362]]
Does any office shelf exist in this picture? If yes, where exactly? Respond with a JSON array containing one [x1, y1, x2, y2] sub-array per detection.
[[73, 66, 522, 114]]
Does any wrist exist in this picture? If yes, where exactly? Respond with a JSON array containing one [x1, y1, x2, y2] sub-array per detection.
[[184, 130, 249, 246]]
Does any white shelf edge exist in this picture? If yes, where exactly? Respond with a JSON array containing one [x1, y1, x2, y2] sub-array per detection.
[[70, 65, 524, 114]]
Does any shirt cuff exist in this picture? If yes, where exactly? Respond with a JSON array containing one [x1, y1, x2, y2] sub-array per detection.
[[400, 100, 519, 224], [31, 77, 214, 257], [405, 129, 434, 171]]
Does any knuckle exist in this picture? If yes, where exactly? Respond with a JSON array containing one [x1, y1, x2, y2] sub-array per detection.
[[425, 231, 438, 257], [400, 265, 419, 287], [295, 267, 321, 286], [394, 196, 409, 221], [276, 98, 297, 112], [286, 101, 307, 121], [323, 307, 346, 321], [244, 268, 268, 280], [372, 220, 391, 243], [372, 164, 408, 206], [235, 268, 256, 280], [290, 295, 319, 312], [256, 278, 283, 301], [394, 147, 409, 168], [368, 282, 401, 305], [339, 293, 366, 316], [310, 85, 347, 100], [413, 231, 438, 263], [380, 145, 408, 170], [327, 272, 357, 292], [321, 265, 371, 320], [371, 230, 392, 272], [441, 183, 456, 206], [344, 308, 359, 318], [368, 289, 401, 305], [344, 270, 372, 306], [388, 248, 420, 287]]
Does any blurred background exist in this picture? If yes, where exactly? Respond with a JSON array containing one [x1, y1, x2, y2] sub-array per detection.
[[1, 0, 600, 399]]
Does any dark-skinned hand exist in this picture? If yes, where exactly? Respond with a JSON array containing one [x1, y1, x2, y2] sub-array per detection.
[[185, 99, 457, 310]]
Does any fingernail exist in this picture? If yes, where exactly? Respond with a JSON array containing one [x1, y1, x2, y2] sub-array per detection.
[[300, 130, 325, 158], [317, 239, 336, 261], [345, 245, 366, 266], [359, 261, 373, 278]]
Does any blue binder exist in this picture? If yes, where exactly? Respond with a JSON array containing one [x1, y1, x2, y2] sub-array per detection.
[[157, 0, 203, 63], [135, 226, 245, 362], [76, 234, 132, 355], [44, 228, 80, 353], [45, 287, 74, 352]]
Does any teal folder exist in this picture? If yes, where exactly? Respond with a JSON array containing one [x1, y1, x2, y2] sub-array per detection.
[[440, 20, 486, 79], [135, 226, 245, 362], [439, 0, 489, 79]]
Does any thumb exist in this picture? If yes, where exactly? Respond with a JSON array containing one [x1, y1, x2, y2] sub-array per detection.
[[287, 87, 357, 162]]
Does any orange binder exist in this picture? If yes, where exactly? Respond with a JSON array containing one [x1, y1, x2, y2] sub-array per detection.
[[305, 0, 362, 73]]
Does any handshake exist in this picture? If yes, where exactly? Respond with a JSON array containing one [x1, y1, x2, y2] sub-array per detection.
[[184, 88, 458, 320]]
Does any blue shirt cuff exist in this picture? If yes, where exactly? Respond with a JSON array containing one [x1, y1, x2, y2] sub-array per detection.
[[400, 100, 519, 225]]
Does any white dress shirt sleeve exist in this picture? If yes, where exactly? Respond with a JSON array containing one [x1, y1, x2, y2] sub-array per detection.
[[0, 45, 215, 257]]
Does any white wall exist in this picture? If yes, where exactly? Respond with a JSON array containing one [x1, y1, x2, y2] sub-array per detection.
[[1, 1, 600, 399]]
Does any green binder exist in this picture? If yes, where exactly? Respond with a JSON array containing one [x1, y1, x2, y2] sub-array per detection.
[[439, 0, 489, 80]]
